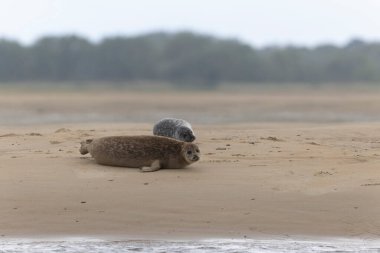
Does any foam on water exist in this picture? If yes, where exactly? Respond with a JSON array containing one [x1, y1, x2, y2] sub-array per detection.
[[1, 238, 380, 253]]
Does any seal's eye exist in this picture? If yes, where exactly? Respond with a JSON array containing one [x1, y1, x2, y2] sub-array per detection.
[[196, 149, 200, 153], [187, 150, 192, 155]]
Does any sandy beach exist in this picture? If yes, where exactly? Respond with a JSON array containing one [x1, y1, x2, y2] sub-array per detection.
[[1, 88, 380, 240]]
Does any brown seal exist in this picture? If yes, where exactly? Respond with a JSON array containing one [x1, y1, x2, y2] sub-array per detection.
[[80, 135, 200, 172]]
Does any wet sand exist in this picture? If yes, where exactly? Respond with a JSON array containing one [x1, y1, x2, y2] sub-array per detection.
[[1, 87, 380, 240], [1, 86, 380, 124]]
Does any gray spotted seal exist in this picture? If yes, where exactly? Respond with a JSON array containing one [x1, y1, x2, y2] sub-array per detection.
[[153, 118, 196, 142], [80, 135, 200, 172]]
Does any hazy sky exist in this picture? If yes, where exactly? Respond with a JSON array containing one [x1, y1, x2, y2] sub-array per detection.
[[1, 0, 380, 47]]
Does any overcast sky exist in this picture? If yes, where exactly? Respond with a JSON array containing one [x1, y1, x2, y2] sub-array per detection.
[[1, 0, 380, 47]]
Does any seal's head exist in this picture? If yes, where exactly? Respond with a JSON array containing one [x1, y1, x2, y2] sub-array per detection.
[[177, 126, 196, 142], [182, 143, 200, 164]]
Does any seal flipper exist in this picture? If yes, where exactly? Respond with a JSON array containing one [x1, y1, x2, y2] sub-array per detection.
[[140, 160, 161, 172], [79, 139, 93, 155]]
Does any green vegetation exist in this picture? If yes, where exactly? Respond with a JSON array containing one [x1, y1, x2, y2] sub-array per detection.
[[0, 32, 379, 86]]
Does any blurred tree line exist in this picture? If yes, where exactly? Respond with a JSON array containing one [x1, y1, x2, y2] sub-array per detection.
[[0, 32, 379, 86]]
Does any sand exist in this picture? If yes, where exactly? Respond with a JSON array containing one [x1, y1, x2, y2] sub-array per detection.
[[2, 86, 380, 124], [1, 121, 380, 239], [1, 86, 380, 240]]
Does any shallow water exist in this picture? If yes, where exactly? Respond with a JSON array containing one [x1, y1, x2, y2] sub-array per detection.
[[1, 238, 380, 253]]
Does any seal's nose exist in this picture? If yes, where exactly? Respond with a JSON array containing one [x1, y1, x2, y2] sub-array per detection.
[[192, 155, 200, 161], [187, 135, 196, 142]]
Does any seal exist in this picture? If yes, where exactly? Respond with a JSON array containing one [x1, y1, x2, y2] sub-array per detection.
[[153, 118, 196, 142], [79, 135, 200, 172]]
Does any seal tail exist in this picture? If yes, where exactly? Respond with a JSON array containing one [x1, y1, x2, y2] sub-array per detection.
[[80, 139, 93, 155]]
